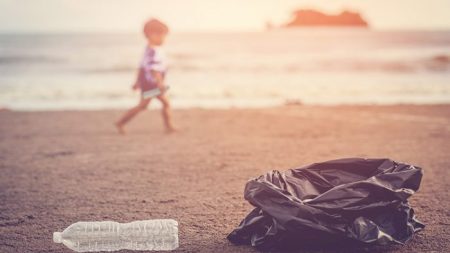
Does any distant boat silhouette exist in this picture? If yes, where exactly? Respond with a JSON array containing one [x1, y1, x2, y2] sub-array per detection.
[[283, 9, 369, 28]]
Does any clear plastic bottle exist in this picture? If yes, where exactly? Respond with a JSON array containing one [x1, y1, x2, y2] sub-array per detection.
[[53, 219, 178, 252]]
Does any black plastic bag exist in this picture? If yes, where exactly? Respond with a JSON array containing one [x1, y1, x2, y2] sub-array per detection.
[[228, 158, 424, 251]]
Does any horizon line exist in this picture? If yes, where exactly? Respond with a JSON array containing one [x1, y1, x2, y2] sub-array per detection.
[[1, 26, 450, 35]]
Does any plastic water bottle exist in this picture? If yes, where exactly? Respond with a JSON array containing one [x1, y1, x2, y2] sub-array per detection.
[[53, 219, 178, 252]]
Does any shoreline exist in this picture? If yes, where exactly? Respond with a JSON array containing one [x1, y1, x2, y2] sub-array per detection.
[[1, 103, 450, 112]]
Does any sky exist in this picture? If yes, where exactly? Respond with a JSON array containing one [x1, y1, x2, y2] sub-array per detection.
[[0, 0, 450, 33]]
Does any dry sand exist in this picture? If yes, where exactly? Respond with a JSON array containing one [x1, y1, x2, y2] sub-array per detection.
[[0, 105, 449, 252]]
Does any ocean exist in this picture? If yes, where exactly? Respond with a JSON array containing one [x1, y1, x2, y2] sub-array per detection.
[[0, 29, 449, 110]]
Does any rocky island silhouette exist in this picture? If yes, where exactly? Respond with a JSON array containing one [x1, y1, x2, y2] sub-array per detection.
[[282, 9, 369, 28]]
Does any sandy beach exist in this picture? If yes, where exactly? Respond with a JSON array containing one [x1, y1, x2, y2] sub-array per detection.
[[0, 105, 449, 253]]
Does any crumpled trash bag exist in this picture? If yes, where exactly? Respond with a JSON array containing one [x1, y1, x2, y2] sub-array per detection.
[[228, 158, 424, 251]]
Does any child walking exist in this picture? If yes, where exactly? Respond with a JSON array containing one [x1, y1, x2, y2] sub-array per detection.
[[116, 18, 175, 134]]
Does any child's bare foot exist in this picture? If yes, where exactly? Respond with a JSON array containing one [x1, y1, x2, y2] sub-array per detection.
[[164, 127, 177, 134], [115, 122, 125, 135]]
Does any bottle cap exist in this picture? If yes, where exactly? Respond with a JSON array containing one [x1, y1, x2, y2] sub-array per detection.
[[53, 232, 62, 243]]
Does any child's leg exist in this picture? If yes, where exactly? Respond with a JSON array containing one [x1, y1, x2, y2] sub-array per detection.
[[157, 95, 175, 132], [115, 97, 151, 134]]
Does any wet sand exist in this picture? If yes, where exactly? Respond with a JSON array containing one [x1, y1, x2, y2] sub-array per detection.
[[0, 105, 449, 252]]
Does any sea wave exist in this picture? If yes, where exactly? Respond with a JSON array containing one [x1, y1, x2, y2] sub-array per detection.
[[85, 66, 137, 73], [313, 54, 450, 73], [1, 49, 448, 75], [0, 55, 64, 65], [166, 54, 450, 73]]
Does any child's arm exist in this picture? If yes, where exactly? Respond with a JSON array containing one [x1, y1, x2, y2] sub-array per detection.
[[151, 70, 165, 91], [132, 69, 142, 90]]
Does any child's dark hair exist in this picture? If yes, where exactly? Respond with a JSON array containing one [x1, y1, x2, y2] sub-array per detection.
[[143, 18, 169, 37]]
